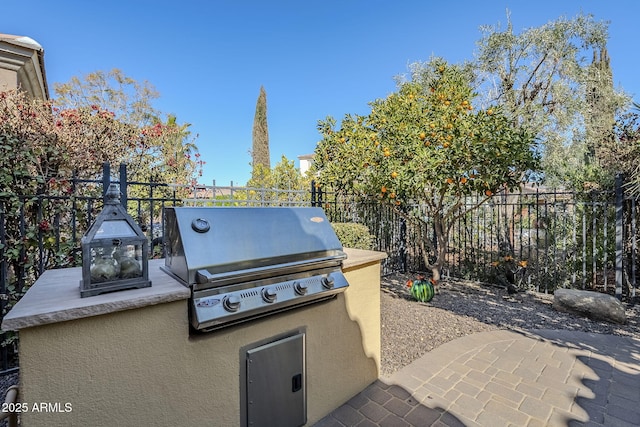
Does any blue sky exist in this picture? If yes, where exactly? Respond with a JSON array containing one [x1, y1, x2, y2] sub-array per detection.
[[2, 1, 638, 186]]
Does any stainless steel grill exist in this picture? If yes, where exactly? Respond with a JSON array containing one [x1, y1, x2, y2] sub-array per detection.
[[161, 207, 349, 332]]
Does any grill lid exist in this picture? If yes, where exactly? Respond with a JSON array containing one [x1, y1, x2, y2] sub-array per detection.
[[163, 207, 346, 287]]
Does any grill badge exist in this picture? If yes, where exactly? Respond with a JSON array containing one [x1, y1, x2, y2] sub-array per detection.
[[196, 298, 221, 307], [310, 217, 324, 223]]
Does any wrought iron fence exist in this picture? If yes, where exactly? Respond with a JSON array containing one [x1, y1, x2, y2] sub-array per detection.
[[0, 163, 314, 374], [313, 178, 639, 300], [1, 164, 639, 375]]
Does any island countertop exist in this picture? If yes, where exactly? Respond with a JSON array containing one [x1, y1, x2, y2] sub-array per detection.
[[1, 248, 387, 331], [1, 259, 189, 331]]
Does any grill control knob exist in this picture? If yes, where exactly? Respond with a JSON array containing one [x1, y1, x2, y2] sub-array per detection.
[[222, 295, 241, 312], [293, 281, 308, 296], [261, 287, 277, 303], [322, 275, 335, 289]]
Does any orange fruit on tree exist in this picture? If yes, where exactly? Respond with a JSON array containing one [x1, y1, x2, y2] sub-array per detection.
[[419, 132, 426, 140], [389, 193, 396, 199], [460, 177, 468, 184], [446, 178, 454, 184], [487, 109, 493, 115], [485, 189, 493, 196], [391, 171, 398, 179]]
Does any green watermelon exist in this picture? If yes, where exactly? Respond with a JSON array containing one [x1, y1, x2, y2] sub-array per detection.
[[410, 279, 435, 302]]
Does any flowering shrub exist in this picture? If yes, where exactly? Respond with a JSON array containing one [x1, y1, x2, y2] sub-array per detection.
[[0, 88, 202, 356]]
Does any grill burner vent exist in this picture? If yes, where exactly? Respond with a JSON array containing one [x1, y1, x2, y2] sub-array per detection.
[[241, 290, 260, 298]]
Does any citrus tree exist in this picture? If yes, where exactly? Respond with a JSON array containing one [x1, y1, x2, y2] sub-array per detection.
[[312, 59, 538, 284]]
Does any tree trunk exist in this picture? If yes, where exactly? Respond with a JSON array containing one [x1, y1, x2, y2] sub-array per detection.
[[420, 213, 448, 285]]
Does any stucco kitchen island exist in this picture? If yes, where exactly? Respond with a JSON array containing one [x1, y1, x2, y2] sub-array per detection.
[[2, 248, 385, 427]]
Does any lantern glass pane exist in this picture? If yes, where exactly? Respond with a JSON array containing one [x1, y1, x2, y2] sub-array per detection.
[[96, 219, 137, 238], [116, 244, 144, 279], [89, 243, 143, 283]]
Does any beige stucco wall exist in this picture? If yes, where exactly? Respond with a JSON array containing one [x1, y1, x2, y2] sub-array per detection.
[[0, 67, 17, 91], [15, 254, 382, 426]]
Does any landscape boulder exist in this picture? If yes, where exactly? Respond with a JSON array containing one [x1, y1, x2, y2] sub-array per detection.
[[553, 288, 626, 324]]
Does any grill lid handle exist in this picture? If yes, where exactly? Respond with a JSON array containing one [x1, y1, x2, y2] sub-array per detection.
[[196, 269, 215, 284]]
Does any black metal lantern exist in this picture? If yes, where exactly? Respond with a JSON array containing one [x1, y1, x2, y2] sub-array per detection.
[[80, 184, 151, 297]]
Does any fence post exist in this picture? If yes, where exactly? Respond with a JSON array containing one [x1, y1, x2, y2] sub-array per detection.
[[399, 212, 407, 273], [119, 163, 128, 208], [615, 173, 624, 300], [102, 162, 110, 199], [311, 181, 323, 208]]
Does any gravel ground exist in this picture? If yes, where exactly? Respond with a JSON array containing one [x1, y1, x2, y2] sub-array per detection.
[[380, 273, 640, 378]]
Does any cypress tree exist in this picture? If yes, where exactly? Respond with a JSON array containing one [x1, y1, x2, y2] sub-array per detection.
[[251, 86, 270, 177], [585, 48, 615, 163]]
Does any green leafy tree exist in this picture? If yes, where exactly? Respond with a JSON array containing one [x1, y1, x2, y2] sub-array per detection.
[[604, 110, 640, 194], [53, 69, 202, 186], [246, 155, 310, 204], [251, 86, 270, 177], [54, 68, 159, 128], [312, 59, 538, 283], [133, 115, 202, 186], [472, 12, 628, 186]]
